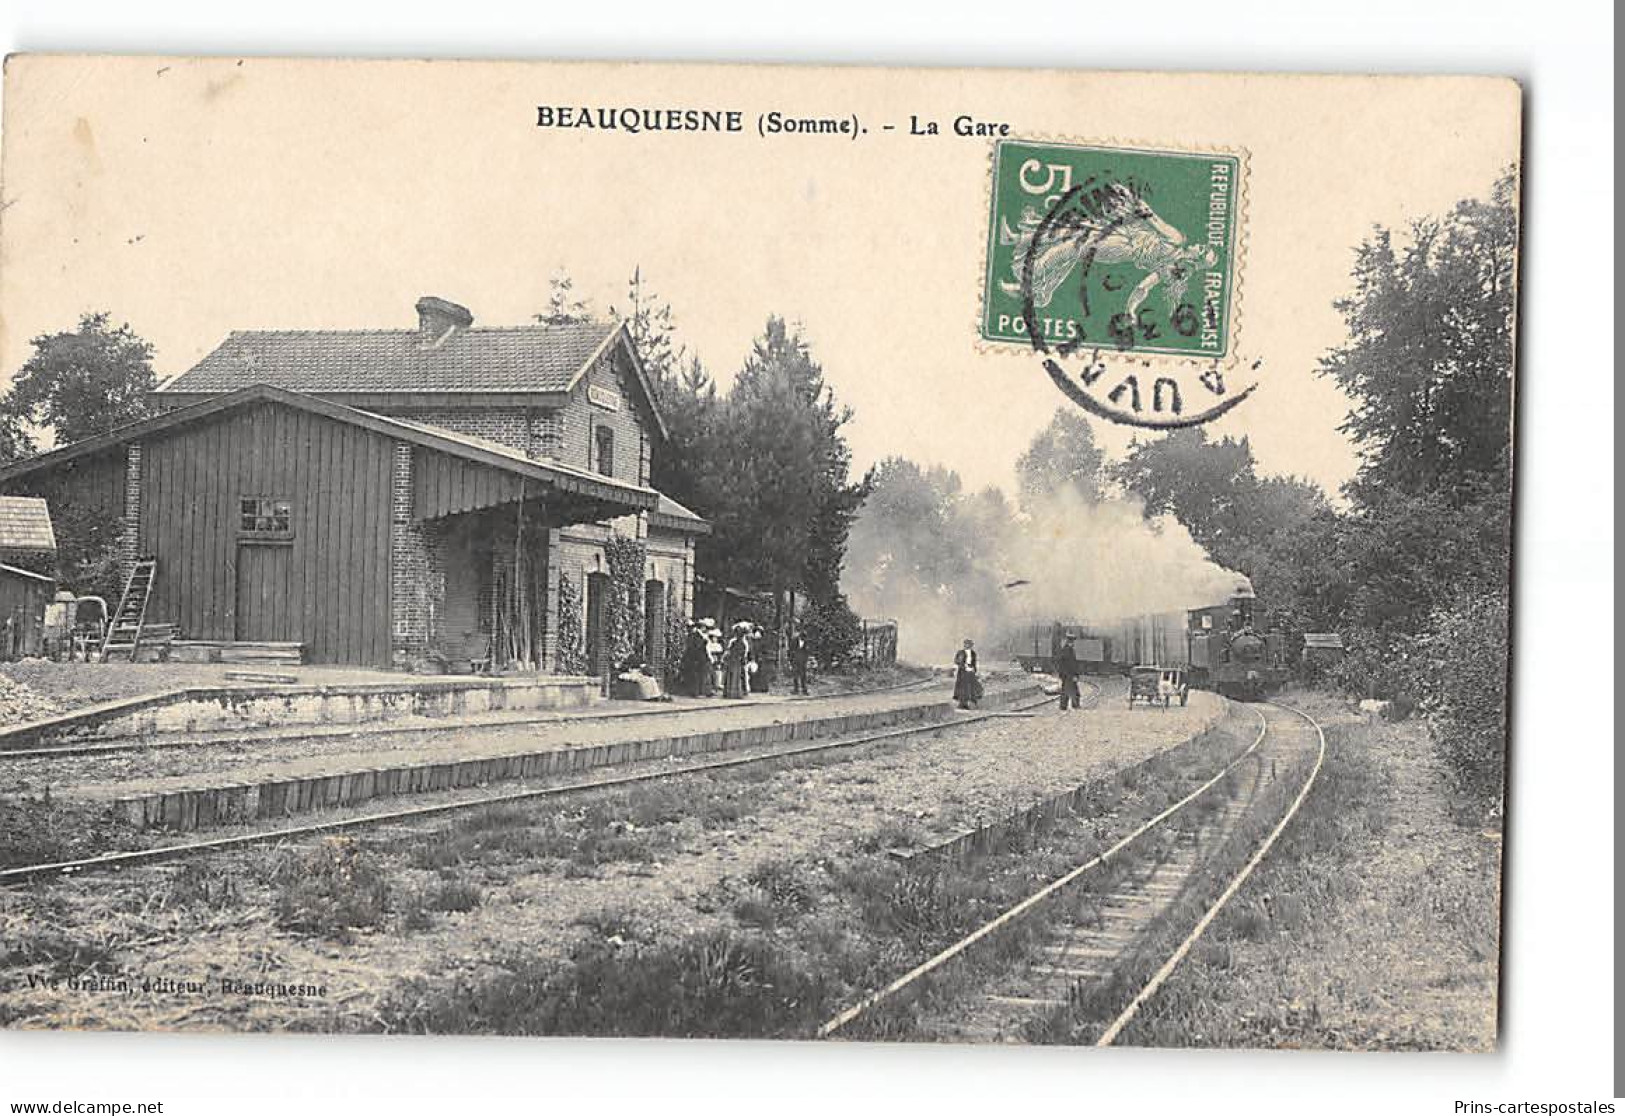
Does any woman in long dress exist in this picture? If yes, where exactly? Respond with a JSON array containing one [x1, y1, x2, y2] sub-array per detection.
[[723, 633, 748, 699], [705, 627, 724, 696], [680, 625, 709, 697], [953, 638, 980, 710]]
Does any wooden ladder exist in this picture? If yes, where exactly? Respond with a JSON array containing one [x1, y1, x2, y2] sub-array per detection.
[[100, 557, 157, 662]]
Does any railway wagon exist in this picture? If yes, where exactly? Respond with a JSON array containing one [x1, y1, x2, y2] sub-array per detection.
[[1012, 621, 1114, 675], [1104, 612, 1189, 671]]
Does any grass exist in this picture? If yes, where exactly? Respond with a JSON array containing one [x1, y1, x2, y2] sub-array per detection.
[[401, 778, 768, 878], [1050, 703, 1500, 1051], [805, 663, 934, 699], [0, 793, 141, 870], [272, 838, 394, 941], [365, 713, 1263, 1040]]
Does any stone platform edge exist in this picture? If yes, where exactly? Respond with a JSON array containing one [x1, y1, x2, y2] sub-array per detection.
[[0, 675, 603, 751], [107, 698, 1000, 833]]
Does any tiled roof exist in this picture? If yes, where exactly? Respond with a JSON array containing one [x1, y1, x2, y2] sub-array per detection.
[[161, 321, 619, 395], [651, 493, 711, 535], [0, 496, 56, 551]]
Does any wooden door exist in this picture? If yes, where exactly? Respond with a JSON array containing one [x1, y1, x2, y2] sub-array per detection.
[[236, 543, 294, 642]]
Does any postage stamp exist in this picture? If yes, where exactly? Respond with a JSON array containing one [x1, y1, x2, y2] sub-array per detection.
[[980, 139, 1243, 358]]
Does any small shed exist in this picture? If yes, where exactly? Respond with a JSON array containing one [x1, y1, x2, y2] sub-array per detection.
[[0, 562, 56, 658], [0, 496, 56, 575], [1302, 632, 1346, 666]]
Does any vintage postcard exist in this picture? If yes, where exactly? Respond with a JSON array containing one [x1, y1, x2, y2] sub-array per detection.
[[0, 57, 1518, 1049]]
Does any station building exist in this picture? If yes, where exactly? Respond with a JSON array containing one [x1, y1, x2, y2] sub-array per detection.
[[0, 296, 709, 674]]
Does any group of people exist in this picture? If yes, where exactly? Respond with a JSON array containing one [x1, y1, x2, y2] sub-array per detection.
[[953, 632, 1085, 711], [677, 619, 811, 699]]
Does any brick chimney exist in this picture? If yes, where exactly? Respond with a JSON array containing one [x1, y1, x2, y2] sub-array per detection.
[[415, 296, 474, 340]]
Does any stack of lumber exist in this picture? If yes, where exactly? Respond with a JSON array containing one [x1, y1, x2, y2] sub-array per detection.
[[168, 640, 305, 665]]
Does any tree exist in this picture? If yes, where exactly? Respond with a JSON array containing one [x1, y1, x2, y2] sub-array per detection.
[[1112, 427, 1262, 569], [0, 413, 35, 468], [614, 267, 720, 522], [5, 312, 157, 446], [652, 355, 723, 518], [1318, 170, 1518, 508], [534, 268, 593, 326], [616, 267, 685, 388], [704, 318, 867, 616], [1303, 174, 1517, 807], [1015, 409, 1105, 507]]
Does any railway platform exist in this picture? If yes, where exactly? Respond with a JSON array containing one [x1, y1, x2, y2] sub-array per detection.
[[25, 676, 1044, 833]]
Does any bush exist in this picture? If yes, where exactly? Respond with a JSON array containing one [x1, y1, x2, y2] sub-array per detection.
[[1413, 587, 1509, 802], [604, 533, 647, 669], [801, 593, 862, 668], [426, 878, 483, 913], [1328, 627, 1423, 706]]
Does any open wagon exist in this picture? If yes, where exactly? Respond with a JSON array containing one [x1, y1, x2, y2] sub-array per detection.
[[1128, 665, 1188, 709]]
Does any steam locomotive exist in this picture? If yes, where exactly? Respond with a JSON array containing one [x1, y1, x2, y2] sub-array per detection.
[[1009, 580, 1289, 701]]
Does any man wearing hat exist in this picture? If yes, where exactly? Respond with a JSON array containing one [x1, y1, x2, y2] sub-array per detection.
[[1056, 631, 1082, 712]]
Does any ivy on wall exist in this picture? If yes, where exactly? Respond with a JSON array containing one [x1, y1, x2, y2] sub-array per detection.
[[556, 570, 587, 675], [604, 533, 647, 670]]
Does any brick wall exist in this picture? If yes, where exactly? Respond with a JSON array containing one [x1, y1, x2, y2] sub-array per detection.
[[389, 442, 446, 665], [379, 407, 564, 463], [647, 529, 694, 620], [553, 524, 699, 675], [533, 409, 565, 459], [565, 350, 652, 486], [550, 532, 601, 674]]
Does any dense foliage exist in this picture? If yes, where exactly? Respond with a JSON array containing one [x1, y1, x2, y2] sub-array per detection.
[[1118, 173, 1518, 802], [2, 312, 157, 455], [603, 534, 648, 671], [0, 312, 161, 588], [630, 281, 868, 644], [555, 572, 587, 676]]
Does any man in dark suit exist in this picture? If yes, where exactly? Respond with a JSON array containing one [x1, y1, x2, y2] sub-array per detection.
[[1056, 632, 1082, 711], [788, 630, 810, 694]]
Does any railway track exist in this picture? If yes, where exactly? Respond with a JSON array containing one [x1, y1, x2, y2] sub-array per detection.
[[1, 681, 1084, 887], [816, 698, 1325, 1043], [0, 671, 950, 762]]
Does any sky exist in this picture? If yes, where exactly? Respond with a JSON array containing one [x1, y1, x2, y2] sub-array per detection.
[[0, 58, 1520, 500]]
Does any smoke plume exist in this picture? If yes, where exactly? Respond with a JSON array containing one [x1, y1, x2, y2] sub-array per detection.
[[843, 484, 1243, 664]]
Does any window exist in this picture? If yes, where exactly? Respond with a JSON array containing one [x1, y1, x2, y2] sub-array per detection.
[[239, 496, 293, 538], [594, 426, 615, 477]]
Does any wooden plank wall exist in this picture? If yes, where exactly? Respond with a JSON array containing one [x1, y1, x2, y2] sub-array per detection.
[[413, 448, 525, 520], [141, 403, 394, 665], [0, 570, 52, 658], [6, 450, 126, 549]]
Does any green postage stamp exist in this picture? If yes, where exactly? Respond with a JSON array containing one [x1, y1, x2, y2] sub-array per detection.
[[981, 139, 1243, 361]]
